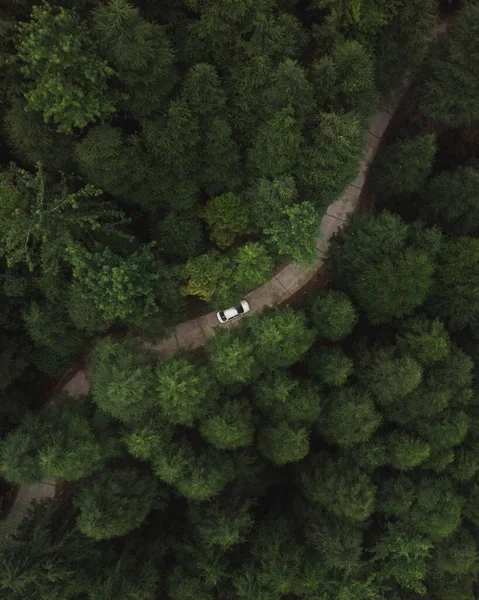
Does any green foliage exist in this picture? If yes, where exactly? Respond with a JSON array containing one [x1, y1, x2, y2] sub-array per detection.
[[312, 0, 397, 44], [360, 348, 423, 405], [16, 4, 116, 132], [67, 243, 164, 326], [202, 193, 249, 248], [189, 498, 254, 550], [264, 201, 320, 265], [91, 337, 156, 424], [312, 40, 376, 120], [302, 454, 376, 521], [420, 3, 479, 128], [183, 252, 233, 303], [375, 0, 437, 93], [298, 111, 363, 210], [398, 317, 450, 365], [182, 63, 226, 116], [329, 211, 440, 323], [92, 0, 176, 116], [430, 237, 479, 330], [0, 164, 128, 273], [74, 125, 145, 200], [202, 118, 242, 194], [3, 99, 74, 170], [310, 290, 357, 340], [206, 331, 258, 385], [0, 413, 43, 484], [320, 387, 381, 447], [254, 371, 321, 424], [156, 358, 212, 426], [0, 501, 99, 599], [248, 176, 297, 230], [233, 242, 273, 292], [200, 399, 255, 449], [172, 447, 236, 501], [307, 346, 354, 387], [259, 422, 310, 464], [409, 477, 463, 542], [247, 307, 316, 369], [372, 521, 432, 594], [433, 528, 477, 576], [424, 166, 479, 235], [387, 431, 430, 470], [75, 468, 158, 540], [249, 107, 302, 179], [38, 402, 115, 481], [372, 134, 436, 196], [306, 512, 363, 573]]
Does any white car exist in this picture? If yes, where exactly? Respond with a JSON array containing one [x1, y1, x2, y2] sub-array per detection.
[[217, 300, 251, 323]]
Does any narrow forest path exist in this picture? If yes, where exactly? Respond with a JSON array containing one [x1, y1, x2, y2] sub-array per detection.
[[2, 18, 450, 535], [147, 102, 404, 354]]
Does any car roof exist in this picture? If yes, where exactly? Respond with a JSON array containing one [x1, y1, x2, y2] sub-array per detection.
[[223, 307, 238, 319]]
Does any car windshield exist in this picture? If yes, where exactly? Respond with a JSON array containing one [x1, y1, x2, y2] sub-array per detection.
[[237, 304, 244, 314], [219, 311, 226, 320]]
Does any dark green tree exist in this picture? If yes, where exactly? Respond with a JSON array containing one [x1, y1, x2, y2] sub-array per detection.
[[424, 166, 479, 235], [259, 422, 310, 465], [75, 468, 158, 540], [202, 192, 249, 249], [67, 243, 166, 326], [189, 497, 254, 551], [182, 62, 226, 117], [301, 454, 376, 521], [328, 211, 440, 323], [397, 317, 450, 366], [91, 337, 156, 424], [372, 134, 436, 196], [233, 242, 273, 293], [310, 290, 357, 340], [320, 387, 382, 447], [200, 399, 255, 449], [430, 236, 479, 330], [420, 3, 479, 128], [360, 347, 423, 406], [298, 111, 363, 210], [0, 501, 99, 599], [249, 107, 302, 179], [375, 0, 437, 93], [312, 40, 376, 120], [247, 307, 316, 370], [387, 431, 430, 471], [206, 331, 259, 385], [254, 371, 321, 424], [0, 164, 128, 274], [74, 125, 146, 201], [372, 521, 432, 594], [92, 0, 176, 116], [307, 347, 354, 387], [0, 413, 43, 484]]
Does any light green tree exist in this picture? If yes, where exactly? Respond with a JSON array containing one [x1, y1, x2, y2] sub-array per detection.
[[16, 4, 116, 132], [156, 358, 212, 426]]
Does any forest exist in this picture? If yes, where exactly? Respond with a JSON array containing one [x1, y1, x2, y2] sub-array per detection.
[[2, 0, 479, 599]]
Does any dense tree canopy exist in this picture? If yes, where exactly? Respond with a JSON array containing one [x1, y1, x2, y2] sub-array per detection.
[[4, 4, 479, 600]]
